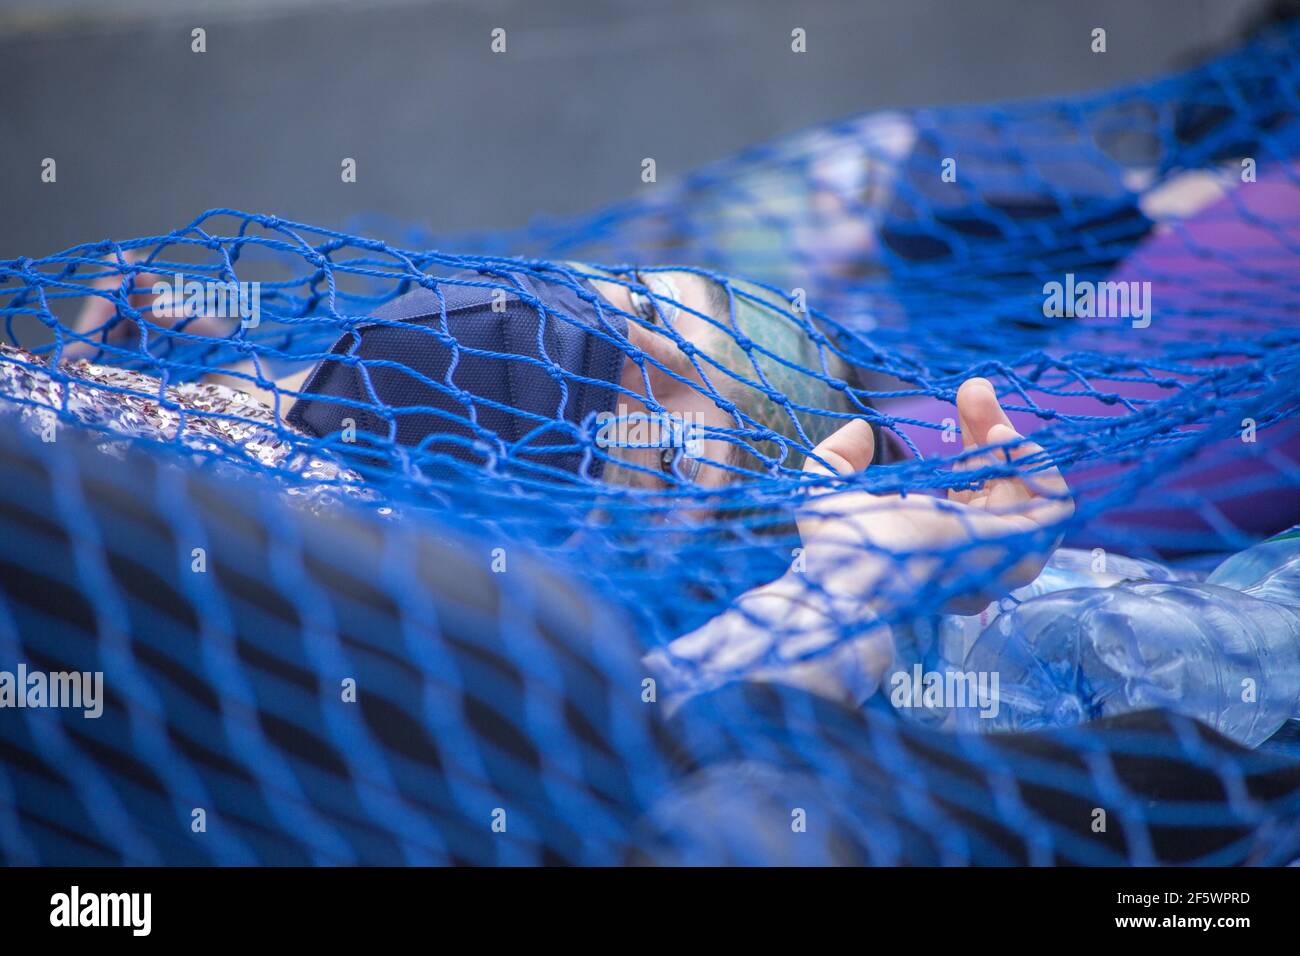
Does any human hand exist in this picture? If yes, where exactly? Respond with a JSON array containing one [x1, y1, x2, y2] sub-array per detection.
[[796, 378, 1073, 614], [66, 251, 232, 360]]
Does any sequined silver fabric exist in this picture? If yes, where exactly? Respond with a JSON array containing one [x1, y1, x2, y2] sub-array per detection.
[[0, 343, 383, 513]]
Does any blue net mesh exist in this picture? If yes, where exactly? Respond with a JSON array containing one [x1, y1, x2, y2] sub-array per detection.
[[1, 23, 1300, 865]]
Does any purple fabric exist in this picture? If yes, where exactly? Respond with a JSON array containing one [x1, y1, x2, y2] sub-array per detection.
[[884, 168, 1300, 548]]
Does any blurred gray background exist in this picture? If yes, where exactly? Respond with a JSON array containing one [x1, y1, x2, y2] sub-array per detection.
[[0, 0, 1278, 259]]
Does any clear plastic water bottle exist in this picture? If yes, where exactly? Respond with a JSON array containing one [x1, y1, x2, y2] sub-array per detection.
[[1206, 527, 1300, 605], [888, 548, 1190, 726], [956, 530, 1300, 747]]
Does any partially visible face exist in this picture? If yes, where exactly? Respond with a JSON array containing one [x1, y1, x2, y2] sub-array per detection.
[[585, 269, 742, 490], [583, 267, 857, 491]]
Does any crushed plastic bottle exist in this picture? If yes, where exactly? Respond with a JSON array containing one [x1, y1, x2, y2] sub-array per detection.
[[1206, 526, 1300, 605], [887, 547, 1191, 726], [955, 529, 1300, 747]]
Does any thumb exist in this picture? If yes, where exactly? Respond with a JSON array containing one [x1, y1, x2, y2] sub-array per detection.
[[803, 418, 875, 483], [798, 419, 875, 545]]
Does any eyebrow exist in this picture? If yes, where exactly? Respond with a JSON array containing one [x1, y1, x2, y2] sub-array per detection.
[[703, 277, 731, 319]]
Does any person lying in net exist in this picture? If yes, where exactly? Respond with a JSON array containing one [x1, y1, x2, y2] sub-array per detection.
[[25, 257, 1072, 711], [60, 258, 874, 489]]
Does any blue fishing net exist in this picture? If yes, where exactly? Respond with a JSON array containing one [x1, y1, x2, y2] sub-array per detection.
[[1, 23, 1298, 865]]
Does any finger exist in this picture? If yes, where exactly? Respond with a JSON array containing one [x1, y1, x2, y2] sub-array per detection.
[[957, 377, 1012, 447], [127, 271, 167, 308], [74, 252, 151, 334], [956, 377, 1003, 478], [985, 422, 1073, 524], [798, 419, 875, 545], [84, 249, 142, 291], [993, 423, 1067, 497], [955, 379, 980, 453], [981, 422, 1029, 511], [802, 418, 875, 483], [72, 293, 119, 333], [952, 377, 1005, 500]]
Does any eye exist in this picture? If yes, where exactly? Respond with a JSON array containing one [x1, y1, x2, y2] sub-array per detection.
[[629, 272, 680, 325], [659, 442, 701, 483]]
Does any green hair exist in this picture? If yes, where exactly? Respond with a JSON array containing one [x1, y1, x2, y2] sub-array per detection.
[[570, 262, 861, 479], [695, 277, 858, 474]]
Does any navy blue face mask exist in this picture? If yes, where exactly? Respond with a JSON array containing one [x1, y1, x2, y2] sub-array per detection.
[[287, 270, 628, 481]]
